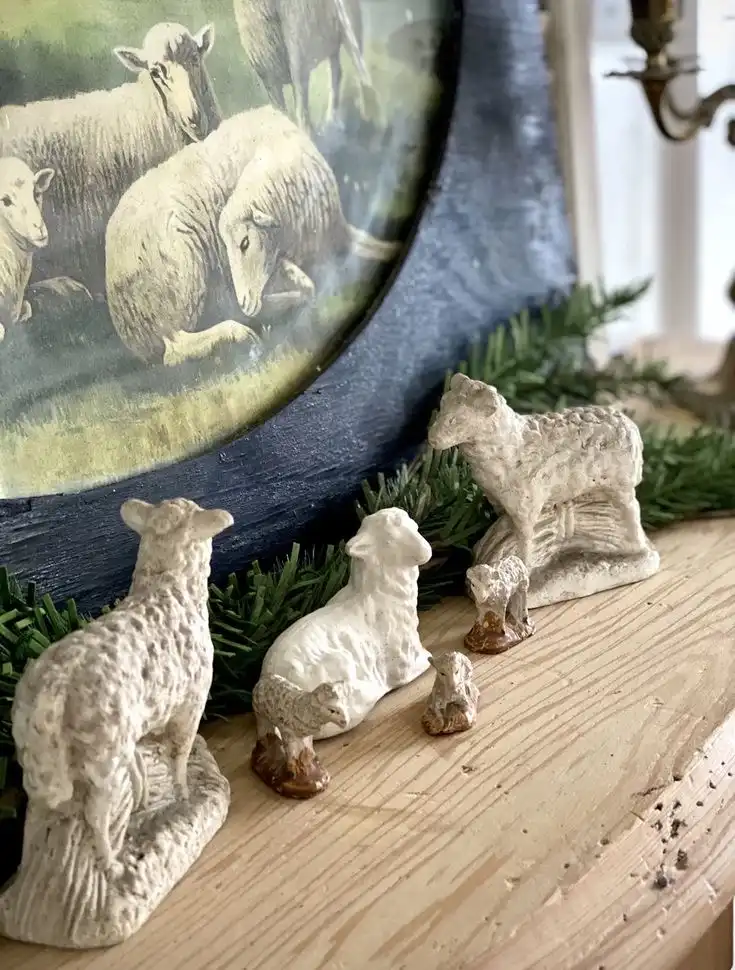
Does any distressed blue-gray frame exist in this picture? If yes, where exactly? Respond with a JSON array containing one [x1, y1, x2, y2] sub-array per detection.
[[0, 0, 574, 611]]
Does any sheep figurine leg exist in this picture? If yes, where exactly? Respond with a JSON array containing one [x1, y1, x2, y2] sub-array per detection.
[[421, 653, 479, 737], [464, 558, 535, 654], [250, 674, 349, 799]]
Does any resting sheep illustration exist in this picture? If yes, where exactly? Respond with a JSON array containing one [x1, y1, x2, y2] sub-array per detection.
[[233, 0, 376, 133], [11, 497, 233, 874], [0, 22, 221, 294], [106, 106, 400, 366], [0, 158, 55, 343]]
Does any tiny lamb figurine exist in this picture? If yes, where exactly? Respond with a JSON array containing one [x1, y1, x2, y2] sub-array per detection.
[[464, 557, 535, 654], [251, 673, 348, 798], [428, 374, 659, 606], [421, 652, 479, 736]]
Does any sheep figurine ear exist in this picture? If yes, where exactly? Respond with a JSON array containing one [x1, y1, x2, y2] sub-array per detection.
[[113, 46, 148, 74], [428, 655, 437, 669], [345, 530, 373, 560], [120, 498, 154, 534], [449, 373, 473, 393], [189, 508, 234, 541], [193, 23, 215, 57]]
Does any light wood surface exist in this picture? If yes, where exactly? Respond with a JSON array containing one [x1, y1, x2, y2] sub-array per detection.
[[2, 519, 735, 969]]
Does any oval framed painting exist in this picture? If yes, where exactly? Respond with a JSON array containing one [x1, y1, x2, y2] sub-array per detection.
[[0, 0, 573, 609]]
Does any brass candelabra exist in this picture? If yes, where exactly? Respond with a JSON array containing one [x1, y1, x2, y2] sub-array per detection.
[[608, 0, 735, 143]]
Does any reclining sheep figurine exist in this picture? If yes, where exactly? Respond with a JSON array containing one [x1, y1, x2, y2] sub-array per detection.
[[464, 557, 535, 654], [251, 673, 348, 798], [10, 497, 233, 876], [421, 652, 479, 736]]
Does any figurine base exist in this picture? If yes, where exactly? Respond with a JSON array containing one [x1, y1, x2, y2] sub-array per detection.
[[251, 734, 330, 799], [464, 614, 536, 654], [525, 543, 660, 609], [474, 502, 660, 608], [421, 704, 476, 736], [0, 735, 230, 950]]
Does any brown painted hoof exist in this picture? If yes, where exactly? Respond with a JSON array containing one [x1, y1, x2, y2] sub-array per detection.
[[251, 736, 330, 800]]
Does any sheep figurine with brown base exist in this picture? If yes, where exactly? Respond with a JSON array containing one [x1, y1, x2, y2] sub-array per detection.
[[421, 652, 479, 736], [251, 673, 348, 798]]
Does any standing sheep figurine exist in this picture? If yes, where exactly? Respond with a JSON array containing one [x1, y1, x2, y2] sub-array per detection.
[[251, 673, 348, 798], [464, 557, 535, 654], [428, 374, 660, 607], [0, 498, 233, 949], [421, 652, 479, 736]]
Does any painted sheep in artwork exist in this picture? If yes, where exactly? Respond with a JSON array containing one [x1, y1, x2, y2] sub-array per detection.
[[232, 0, 375, 133], [0, 22, 221, 294], [106, 105, 399, 366], [0, 158, 55, 343]]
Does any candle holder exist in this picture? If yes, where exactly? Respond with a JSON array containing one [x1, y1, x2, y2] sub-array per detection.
[[607, 0, 735, 142]]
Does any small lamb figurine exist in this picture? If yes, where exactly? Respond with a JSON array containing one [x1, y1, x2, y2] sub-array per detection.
[[251, 673, 349, 798], [464, 557, 535, 654], [421, 652, 479, 736]]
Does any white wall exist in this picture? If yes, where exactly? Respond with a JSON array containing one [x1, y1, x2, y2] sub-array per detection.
[[565, 0, 735, 351]]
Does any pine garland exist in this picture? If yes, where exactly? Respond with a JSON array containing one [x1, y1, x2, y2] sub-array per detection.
[[2, 280, 734, 822]]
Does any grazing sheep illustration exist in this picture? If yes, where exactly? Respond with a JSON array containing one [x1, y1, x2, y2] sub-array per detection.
[[233, 0, 375, 133], [0, 157, 54, 343], [421, 652, 479, 736], [251, 673, 348, 797], [106, 106, 399, 365], [0, 22, 221, 295], [428, 374, 648, 568], [11, 497, 233, 874]]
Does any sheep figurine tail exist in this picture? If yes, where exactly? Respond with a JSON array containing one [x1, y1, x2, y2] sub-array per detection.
[[12, 681, 74, 810], [346, 223, 401, 263]]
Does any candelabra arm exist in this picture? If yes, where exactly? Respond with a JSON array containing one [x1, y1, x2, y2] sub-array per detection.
[[646, 80, 735, 142]]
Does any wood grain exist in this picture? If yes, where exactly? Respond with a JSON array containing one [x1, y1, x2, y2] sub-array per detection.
[[2, 518, 735, 969]]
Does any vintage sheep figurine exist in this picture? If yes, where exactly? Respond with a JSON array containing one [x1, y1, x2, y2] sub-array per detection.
[[106, 105, 398, 366], [250, 673, 349, 798], [428, 374, 659, 605], [421, 652, 479, 736], [0, 158, 55, 343], [0, 22, 221, 295], [11, 497, 233, 876], [464, 557, 535, 654], [233, 0, 375, 133], [259, 507, 433, 737]]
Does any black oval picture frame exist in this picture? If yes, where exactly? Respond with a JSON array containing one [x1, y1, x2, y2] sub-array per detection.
[[0, 0, 573, 611]]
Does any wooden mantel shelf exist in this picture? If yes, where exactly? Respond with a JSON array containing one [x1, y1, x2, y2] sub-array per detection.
[[2, 520, 735, 970]]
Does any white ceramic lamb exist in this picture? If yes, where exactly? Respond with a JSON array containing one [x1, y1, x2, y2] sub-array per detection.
[[0, 497, 233, 949], [258, 507, 433, 745]]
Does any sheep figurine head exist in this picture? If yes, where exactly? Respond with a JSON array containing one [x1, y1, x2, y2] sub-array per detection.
[[113, 22, 220, 142], [0, 158, 55, 251], [427, 373, 505, 451], [311, 682, 349, 731], [428, 651, 473, 689], [346, 508, 432, 569], [121, 497, 233, 578]]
